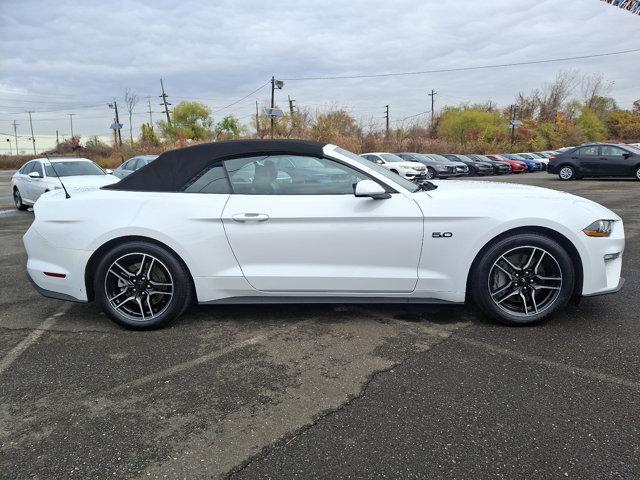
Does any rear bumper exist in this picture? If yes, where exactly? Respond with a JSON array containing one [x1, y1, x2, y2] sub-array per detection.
[[23, 226, 91, 302]]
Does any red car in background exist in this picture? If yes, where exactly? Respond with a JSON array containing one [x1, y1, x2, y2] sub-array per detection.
[[486, 154, 528, 173]]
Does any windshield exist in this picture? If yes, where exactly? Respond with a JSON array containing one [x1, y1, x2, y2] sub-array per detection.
[[518, 153, 534, 159], [379, 153, 405, 163], [333, 147, 419, 192], [427, 154, 450, 162], [44, 161, 105, 177]]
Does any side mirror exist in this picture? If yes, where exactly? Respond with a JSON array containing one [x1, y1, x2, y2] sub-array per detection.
[[622, 152, 631, 159], [354, 179, 391, 200], [105, 168, 113, 174], [28, 171, 41, 179], [375, 159, 384, 164]]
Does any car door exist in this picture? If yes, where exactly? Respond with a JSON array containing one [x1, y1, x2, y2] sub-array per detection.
[[13, 162, 32, 199], [599, 145, 631, 176], [221, 154, 424, 293], [574, 145, 600, 176], [28, 161, 48, 201]]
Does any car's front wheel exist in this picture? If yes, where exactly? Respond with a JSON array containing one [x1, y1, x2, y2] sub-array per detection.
[[558, 165, 576, 181], [94, 241, 192, 330], [634, 165, 640, 181], [13, 188, 28, 210], [425, 167, 436, 180], [470, 233, 575, 325]]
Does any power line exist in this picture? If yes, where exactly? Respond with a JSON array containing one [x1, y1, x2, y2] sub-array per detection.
[[211, 81, 270, 114], [281, 47, 640, 81]]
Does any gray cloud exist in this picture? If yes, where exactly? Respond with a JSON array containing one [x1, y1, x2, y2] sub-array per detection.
[[1, 0, 639, 148]]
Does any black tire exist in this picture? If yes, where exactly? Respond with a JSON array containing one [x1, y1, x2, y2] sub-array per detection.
[[425, 167, 436, 180], [468, 166, 477, 176], [470, 233, 575, 326], [94, 241, 193, 330], [634, 165, 640, 181], [13, 188, 28, 211], [558, 165, 576, 181]]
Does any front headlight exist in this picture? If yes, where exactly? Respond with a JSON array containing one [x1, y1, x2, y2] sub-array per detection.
[[583, 220, 615, 237]]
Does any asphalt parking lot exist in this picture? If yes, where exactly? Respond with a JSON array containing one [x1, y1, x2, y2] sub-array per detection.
[[1, 170, 639, 479]]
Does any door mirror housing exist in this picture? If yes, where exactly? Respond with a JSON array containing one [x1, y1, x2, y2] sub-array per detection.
[[354, 179, 391, 200], [104, 168, 113, 174], [622, 152, 631, 159], [28, 171, 41, 179]]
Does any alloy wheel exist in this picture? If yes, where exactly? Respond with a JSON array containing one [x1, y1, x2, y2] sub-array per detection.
[[488, 245, 562, 317], [13, 189, 21, 208], [425, 168, 435, 180], [104, 252, 174, 322], [559, 166, 574, 180]]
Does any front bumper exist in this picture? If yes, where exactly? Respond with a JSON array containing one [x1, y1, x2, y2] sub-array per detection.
[[578, 220, 625, 297]]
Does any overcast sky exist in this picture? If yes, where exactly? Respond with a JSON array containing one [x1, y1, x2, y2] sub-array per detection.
[[1, 0, 639, 152]]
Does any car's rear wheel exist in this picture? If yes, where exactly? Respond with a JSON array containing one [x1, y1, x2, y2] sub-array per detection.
[[558, 165, 576, 181], [470, 233, 575, 325], [468, 166, 477, 176], [425, 167, 436, 180], [13, 188, 28, 210], [94, 241, 192, 330]]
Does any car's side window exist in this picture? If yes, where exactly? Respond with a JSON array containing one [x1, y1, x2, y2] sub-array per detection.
[[224, 155, 370, 195], [578, 146, 598, 156], [20, 162, 34, 175], [32, 162, 44, 177], [182, 163, 232, 194], [600, 146, 625, 157]]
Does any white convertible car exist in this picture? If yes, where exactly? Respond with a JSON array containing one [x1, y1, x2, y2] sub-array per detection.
[[23, 140, 625, 329]]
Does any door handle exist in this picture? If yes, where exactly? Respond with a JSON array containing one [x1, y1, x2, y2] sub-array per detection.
[[232, 213, 270, 223]]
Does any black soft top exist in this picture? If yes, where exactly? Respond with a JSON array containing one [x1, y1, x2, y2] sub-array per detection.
[[104, 139, 325, 192]]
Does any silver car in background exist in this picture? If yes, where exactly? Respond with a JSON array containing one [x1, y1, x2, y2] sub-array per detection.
[[112, 155, 158, 179], [396, 152, 467, 179]]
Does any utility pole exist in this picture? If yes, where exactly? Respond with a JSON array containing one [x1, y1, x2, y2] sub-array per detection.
[[428, 89, 437, 126], [27, 111, 36, 154], [56, 130, 59, 148], [270, 76, 276, 139], [110, 101, 123, 147], [159, 78, 172, 126], [385, 105, 390, 136], [255, 100, 260, 138], [67, 113, 75, 138], [12, 120, 18, 154], [147, 97, 154, 129], [510, 104, 516, 145], [288, 95, 295, 116]]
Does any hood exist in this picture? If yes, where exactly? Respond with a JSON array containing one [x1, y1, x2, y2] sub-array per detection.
[[422, 180, 619, 220], [55, 174, 119, 191], [395, 161, 425, 170]]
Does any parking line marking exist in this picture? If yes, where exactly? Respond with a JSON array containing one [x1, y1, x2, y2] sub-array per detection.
[[107, 334, 265, 394], [0, 209, 18, 217], [452, 335, 640, 391], [0, 303, 72, 375]]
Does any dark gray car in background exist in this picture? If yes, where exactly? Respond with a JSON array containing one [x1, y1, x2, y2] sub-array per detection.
[[112, 155, 159, 179], [443, 154, 494, 176], [467, 154, 512, 175], [395, 152, 466, 179]]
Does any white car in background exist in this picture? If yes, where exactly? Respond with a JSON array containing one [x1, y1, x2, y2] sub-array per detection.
[[23, 140, 624, 330], [11, 157, 119, 210], [360, 152, 426, 180]]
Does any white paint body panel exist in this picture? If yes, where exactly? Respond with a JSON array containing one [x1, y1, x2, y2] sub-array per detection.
[[23, 145, 624, 305]]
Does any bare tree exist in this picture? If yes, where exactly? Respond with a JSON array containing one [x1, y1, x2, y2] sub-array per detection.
[[581, 73, 614, 109], [536, 71, 579, 122], [124, 89, 139, 144]]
